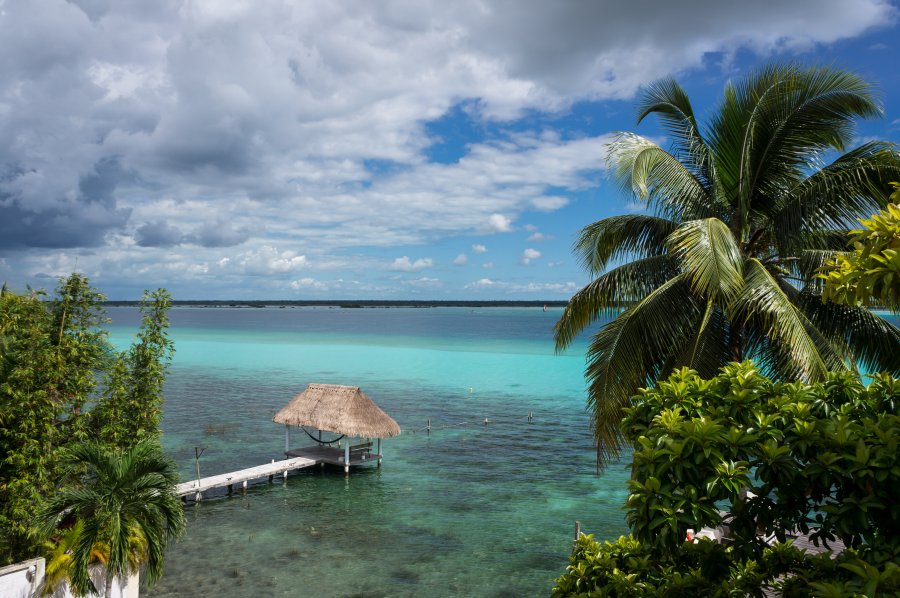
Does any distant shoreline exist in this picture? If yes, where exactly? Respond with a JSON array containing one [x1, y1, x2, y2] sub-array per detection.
[[104, 300, 572, 308]]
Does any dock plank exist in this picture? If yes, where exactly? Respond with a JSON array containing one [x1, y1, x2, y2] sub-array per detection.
[[175, 456, 316, 498]]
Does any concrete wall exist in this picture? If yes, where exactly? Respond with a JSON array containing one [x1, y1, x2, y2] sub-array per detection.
[[0, 558, 44, 598], [0, 557, 138, 598]]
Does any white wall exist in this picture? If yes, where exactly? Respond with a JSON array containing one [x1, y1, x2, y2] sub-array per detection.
[[0, 558, 138, 598]]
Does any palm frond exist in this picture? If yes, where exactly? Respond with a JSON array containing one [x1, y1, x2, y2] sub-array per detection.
[[584, 275, 701, 465], [796, 290, 900, 376], [636, 77, 712, 186], [742, 67, 883, 217], [607, 133, 716, 220], [771, 142, 900, 249], [667, 217, 744, 302], [554, 255, 679, 350], [574, 214, 678, 274], [734, 259, 828, 381]]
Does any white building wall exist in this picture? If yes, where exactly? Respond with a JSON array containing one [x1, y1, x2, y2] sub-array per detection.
[[0, 558, 138, 598]]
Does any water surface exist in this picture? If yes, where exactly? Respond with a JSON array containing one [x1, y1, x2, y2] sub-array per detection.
[[108, 307, 629, 597]]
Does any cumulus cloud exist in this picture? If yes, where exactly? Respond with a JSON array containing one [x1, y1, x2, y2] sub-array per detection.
[[390, 256, 434, 272], [487, 213, 512, 232], [226, 246, 309, 275], [1, 0, 894, 295], [520, 248, 541, 265], [472, 244, 487, 254], [453, 253, 468, 265]]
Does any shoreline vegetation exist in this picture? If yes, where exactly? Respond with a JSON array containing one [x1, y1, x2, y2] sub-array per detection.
[[104, 299, 572, 308]]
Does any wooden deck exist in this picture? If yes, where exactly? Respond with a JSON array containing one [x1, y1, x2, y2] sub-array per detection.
[[176, 444, 382, 501], [175, 456, 317, 500], [285, 445, 382, 467]]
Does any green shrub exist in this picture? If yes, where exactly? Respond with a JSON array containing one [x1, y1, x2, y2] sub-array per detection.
[[553, 362, 900, 596]]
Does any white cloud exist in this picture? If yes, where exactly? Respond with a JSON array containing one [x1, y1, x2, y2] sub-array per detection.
[[225, 246, 309, 275], [472, 244, 487, 254], [405, 277, 442, 288], [488, 213, 512, 232], [1, 0, 895, 296], [465, 277, 577, 294], [520, 248, 541, 265], [290, 277, 327, 290], [482, 262, 494, 268], [466, 278, 496, 288], [453, 253, 468, 265], [527, 232, 551, 242], [390, 256, 434, 272]]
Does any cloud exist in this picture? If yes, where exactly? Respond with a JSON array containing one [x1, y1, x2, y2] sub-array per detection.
[[405, 277, 442, 288], [390, 256, 434, 272], [226, 246, 309, 275], [465, 277, 577, 294], [1, 0, 894, 295], [453, 253, 468, 265], [520, 247, 541, 265], [466, 278, 496, 288], [290, 277, 327, 291], [487, 213, 512, 232], [482, 261, 494, 268], [135, 220, 184, 247], [472, 244, 487, 254], [527, 232, 551, 242]]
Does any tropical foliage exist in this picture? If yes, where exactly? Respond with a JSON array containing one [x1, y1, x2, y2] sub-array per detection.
[[821, 183, 900, 312], [552, 362, 900, 596], [39, 440, 185, 597], [555, 64, 900, 464], [91, 289, 175, 448], [0, 275, 177, 574]]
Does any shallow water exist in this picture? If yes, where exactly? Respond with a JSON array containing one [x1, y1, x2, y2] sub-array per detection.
[[107, 306, 629, 597]]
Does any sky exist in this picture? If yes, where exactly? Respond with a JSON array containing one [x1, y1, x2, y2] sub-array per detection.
[[1, 0, 899, 300]]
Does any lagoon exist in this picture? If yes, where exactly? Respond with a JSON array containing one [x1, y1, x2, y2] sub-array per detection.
[[108, 306, 629, 597]]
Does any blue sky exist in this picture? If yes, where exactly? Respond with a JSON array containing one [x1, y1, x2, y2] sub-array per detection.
[[1, 0, 899, 299]]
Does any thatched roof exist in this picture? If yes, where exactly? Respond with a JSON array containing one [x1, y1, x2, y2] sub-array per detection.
[[273, 384, 401, 438]]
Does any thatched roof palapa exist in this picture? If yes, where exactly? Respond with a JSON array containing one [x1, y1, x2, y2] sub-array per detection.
[[273, 383, 401, 438]]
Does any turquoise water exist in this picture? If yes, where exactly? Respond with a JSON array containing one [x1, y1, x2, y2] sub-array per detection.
[[107, 307, 629, 597]]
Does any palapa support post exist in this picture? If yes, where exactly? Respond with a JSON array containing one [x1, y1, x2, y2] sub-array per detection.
[[377, 438, 382, 467], [344, 443, 350, 474], [427, 418, 431, 435], [285, 424, 290, 452]]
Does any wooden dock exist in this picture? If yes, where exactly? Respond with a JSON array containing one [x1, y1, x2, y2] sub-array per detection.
[[175, 456, 317, 501]]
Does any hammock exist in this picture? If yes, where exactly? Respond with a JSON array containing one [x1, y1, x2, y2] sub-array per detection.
[[301, 426, 345, 445]]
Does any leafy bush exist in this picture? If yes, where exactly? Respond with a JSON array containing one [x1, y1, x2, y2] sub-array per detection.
[[822, 183, 900, 312], [553, 362, 900, 596]]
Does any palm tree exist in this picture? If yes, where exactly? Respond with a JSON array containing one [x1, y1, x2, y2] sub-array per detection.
[[555, 64, 900, 467], [39, 440, 185, 597]]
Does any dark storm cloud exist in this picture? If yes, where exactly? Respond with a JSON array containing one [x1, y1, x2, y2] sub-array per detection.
[[134, 218, 250, 249], [134, 220, 184, 248], [186, 221, 250, 248], [0, 158, 133, 249], [0, 198, 130, 249]]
